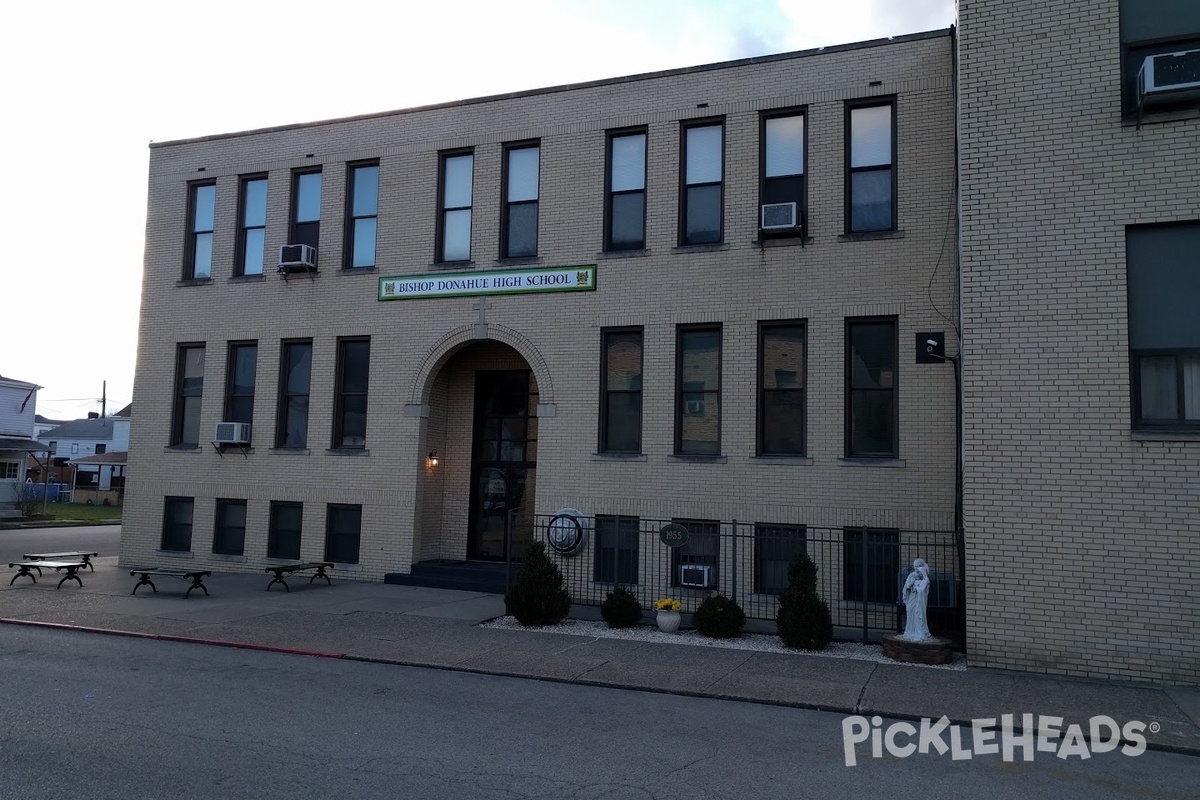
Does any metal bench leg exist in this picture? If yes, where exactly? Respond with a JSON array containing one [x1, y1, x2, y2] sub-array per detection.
[[310, 567, 331, 586], [10, 567, 36, 586], [84, 559, 95, 572], [132, 575, 157, 595], [184, 576, 208, 598], [56, 567, 83, 590], [266, 573, 289, 592]]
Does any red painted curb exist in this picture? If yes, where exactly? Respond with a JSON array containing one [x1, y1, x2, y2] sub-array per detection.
[[0, 618, 346, 660]]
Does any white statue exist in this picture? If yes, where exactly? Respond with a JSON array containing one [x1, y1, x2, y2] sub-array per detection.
[[901, 558, 932, 642]]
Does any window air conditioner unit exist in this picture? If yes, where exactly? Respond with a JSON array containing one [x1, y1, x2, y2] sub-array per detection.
[[679, 564, 713, 588], [761, 202, 799, 231], [214, 422, 251, 445], [1138, 49, 1200, 106], [278, 244, 317, 271]]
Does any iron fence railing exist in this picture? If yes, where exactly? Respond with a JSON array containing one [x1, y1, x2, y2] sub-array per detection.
[[508, 515, 963, 645]]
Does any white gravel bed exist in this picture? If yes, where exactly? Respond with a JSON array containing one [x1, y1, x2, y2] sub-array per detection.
[[481, 616, 967, 670]]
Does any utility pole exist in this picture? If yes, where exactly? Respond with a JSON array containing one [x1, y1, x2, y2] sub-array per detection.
[[101, 380, 107, 418]]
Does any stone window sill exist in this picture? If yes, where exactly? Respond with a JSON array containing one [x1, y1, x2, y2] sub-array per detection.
[[269, 447, 312, 455], [155, 549, 194, 559], [164, 445, 201, 453], [752, 237, 813, 248], [838, 229, 905, 242], [591, 452, 648, 462], [669, 454, 728, 464], [211, 553, 247, 563], [228, 274, 266, 283], [672, 243, 730, 254], [597, 248, 650, 259], [494, 256, 543, 267], [839, 457, 906, 468], [339, 266, 378, 275], [326, 448, 370, 456], [751, 455, 814, 465], [1131, 430, 1200, 442]]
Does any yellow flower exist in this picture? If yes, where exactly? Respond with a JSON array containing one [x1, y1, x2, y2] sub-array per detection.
[[655, 598, 681, 611]]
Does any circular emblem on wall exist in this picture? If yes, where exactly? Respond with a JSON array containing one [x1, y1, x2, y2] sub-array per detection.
[[547, 508, 589, 556], [659, 523, 689, 548]]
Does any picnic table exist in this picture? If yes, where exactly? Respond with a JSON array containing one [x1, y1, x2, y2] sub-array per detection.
[[265, 562, 334, 592], [129, 567, 212, 598], [21, 551, 100, 573], [8, 560, 87, 590]]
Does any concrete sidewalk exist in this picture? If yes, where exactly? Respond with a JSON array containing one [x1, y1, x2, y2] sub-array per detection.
[[3, 555, 1199, 757]]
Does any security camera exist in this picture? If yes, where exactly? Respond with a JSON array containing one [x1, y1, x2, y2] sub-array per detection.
[[926, 339, 938, 347]]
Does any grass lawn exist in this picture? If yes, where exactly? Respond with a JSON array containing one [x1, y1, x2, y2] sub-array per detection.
[[48, 503, 123, 523]]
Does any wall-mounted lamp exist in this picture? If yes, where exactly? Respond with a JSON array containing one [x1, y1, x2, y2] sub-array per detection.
[[428, 450, 439, 469]]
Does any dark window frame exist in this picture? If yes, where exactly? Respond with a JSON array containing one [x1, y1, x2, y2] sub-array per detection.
[[436, 148, 474, 263], [759, 108, 808, 239], [344, 160, 380, 270], [842, 527, 900, 604], [268, 501, 304, 560], [678, 118, 725, 246], [753, 523, 807, 595], [170, 343, 206, 447], [276, 339, 313, 449], [501, 141, 540, 259], [675, 324, 722, 456], [599, 327, 644, 454], [1131, 349, 1200, 429], [235, 173, 268, 277], [604, 127, 648, 252], [224, 341, 258, 430], [845, 316, 899, 458], [670, 518, 720, 589], [161, 496, 194, 552], [332, 337, 370, 449], [592, 514, 640, 585], [844, 98, 897, 234], [325, 503, 362, 564], [758, 320, 807, 456], [184, 180, 216, 280], [213, 498, 247, 556], [289, 167, 322, 255]]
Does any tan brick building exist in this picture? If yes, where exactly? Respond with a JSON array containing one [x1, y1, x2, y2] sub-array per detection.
[[124, 30, 960, 635], [958, 0, 1200, 682]]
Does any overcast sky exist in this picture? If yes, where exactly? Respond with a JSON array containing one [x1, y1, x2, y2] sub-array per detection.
[[0, 0, 954, 422]]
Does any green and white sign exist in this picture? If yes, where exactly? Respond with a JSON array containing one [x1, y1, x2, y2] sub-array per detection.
[[379, 264, 596, 301]]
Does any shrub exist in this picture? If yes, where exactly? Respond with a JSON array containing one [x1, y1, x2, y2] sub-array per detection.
[[601, 586, 643, 628], [504, 541, 571, 627], [692, 594, 746, 639], [776, 552, 833, 651]]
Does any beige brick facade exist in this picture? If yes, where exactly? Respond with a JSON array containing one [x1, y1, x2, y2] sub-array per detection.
[[125, 34, 959, 635], [958, 0, 1200, 682]]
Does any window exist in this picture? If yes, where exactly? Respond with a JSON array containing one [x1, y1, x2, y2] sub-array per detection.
[[671, 518, 719, 588], [225, 342, 257, 429], [1119, 0, 1200, 116], [236, 175, 267, 276], [185, 182, 215, 280], [95, 444, 106, 454], [599, 328, 643, 453], [606, 130, 646, 251], [345, 162, 379, 269], [676, 325, 721, 455], [213, 499, 247, 556], [161, 496, 194, 552], [761, 111, 806, 236], [325, 504, 361, 564], [276, 340, 312, 448], [846, 318, 898, 458], [754, 523, 807, 595], [268, 501, 303, 560], [71, 443, 79, 454], [438, 151, 473, 262], [1127, 222, 1200, 430], [843, 527, 899, 603], [0, 462, 18, 480], [502, 143, 539, 259], [759, 322, 806, 455], [48, 442, 57, 455], [593, 515, 639, 584], [680, 121, 723, 245], [290, 169, 322, 254], [333, 338, 370, 448], [171, 344, 205, 446], [845, 101, 895, 232]]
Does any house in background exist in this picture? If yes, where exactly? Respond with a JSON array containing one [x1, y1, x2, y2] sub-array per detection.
[[37, 413, 131, 495], [0, 375, 50, 517], [34, 414, 70, 437]]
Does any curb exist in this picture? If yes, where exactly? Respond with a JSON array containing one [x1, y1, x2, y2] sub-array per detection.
[[4, 617, 1197, 759]]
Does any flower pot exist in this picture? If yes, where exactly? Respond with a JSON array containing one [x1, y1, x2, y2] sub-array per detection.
[[656, 609, 681, 633]]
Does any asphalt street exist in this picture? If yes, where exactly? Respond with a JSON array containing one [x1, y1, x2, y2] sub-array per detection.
[[2, 626, 1196, 800]]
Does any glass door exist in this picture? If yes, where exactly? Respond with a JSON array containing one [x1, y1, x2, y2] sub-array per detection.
[[467, 371, 537, 560]]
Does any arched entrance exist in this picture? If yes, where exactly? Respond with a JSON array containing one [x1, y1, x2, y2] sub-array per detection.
[[414, 339, 540, 570]]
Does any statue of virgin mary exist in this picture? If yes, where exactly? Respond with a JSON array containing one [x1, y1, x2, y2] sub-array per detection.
[[901, 558, 932, 642]]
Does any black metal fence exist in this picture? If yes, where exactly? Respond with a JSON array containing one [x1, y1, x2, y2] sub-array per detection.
[[512, 515, 963, 645]]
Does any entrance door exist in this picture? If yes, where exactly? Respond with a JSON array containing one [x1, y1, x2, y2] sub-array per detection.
[[468, 371, 537, 561]]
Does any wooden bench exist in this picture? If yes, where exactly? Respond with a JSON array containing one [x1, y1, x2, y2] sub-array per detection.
[[265, 562, 334, 592], [22, 551, 100, 573], [129, 567, 212, 598], [9, 560, 87, 590]]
